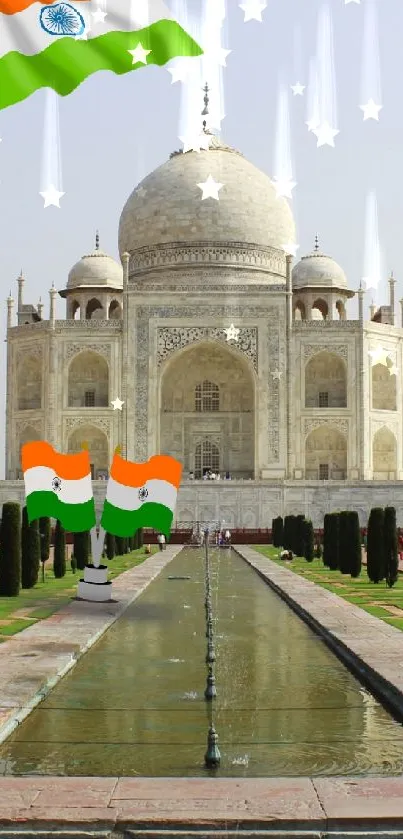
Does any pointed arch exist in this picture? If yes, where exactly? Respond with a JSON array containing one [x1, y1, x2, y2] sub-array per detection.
[[305, 351, 347, 408], [305, 424, 347, 480], [67, 350, 109, 408], [86, 298, 104, 319], [17, 355, 42, 410], [372, 426, 397, 478], [67, 424, 109, 479]]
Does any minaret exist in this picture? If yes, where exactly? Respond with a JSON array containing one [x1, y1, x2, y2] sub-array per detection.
[[17, 270, 24, 315], [285, 253, 293, 478], [37, 296, 44, 320], [6, 290, 14, 331], [388, 271, 396, 325], [369, 300, 376, 320], [121, 251, 130, 459], [400, 298, 403, 328], [357, 283, 365, 480], [49, 283, 57, 328]]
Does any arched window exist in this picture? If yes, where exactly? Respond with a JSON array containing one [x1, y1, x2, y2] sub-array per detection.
[[195, 380, 219, 412], [86, 298, 104, 319], [195, 440, 220, 477]]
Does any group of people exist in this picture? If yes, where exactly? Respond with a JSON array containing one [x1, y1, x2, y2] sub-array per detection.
[[215, 529, 231, 547], [188, 471, 232, 481]]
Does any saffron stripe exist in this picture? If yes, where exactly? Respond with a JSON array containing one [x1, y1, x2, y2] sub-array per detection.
[[101, 499, 173, 538], [0, 0, 88, 14], [22, 442, 91, 480], [109, 453, 182, 489], [26, 490, 96, 531]]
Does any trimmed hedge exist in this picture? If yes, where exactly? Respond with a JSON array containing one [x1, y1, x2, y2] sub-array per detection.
[[303, 519, 314, 562], [53, 520, 66, 578], [73, 531, 90, 570], [21, 506, 40, 589], [384, 506, 398, 588], [0, 501, 21, 596], [106, 532, 115, 560], [366, 507, 385, 584]]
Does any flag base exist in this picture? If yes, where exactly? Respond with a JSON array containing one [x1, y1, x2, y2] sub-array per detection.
[[77, 565, 112, 602]]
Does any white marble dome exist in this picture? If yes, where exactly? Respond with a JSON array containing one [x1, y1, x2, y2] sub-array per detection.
[[67, 246, 123, 290], [292, 250, 348, 290], [118, 138, 295, 256]]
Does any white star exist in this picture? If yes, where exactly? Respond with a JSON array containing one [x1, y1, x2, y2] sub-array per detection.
[[128, 43, 151, 65], [313, 122, 339, 147], [271, 370, 282, 381], [291, 82, 305, 96], [205, 46, 231, 67], [360, 99, 382, 121], [306, 117, 319, 132], [363, 276, 379, 291], [111, 397, 124, 410], [136, 186, 147, 198], [368, 347, 391, 367], [239, 1, 267, 22], [197, 174, 223, 200], [167, 58, 194, 83], [345, 0, 360, 4], [180, 132, 211, 153], [91, 7, 107, 23], [224, 324, 240, 342], [282, 242, 299, 257], [40, 185, 65, 208], [273, 177, 297, 199], [389, 364, 398, 377]]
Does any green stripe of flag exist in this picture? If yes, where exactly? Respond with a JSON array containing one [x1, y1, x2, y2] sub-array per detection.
[[0, 20, 202, 111], [101, 500, 173, 538], [26, 491, 96, 532]]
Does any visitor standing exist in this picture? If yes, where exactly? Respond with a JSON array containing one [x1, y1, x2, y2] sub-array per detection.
[[224, 529, 231, 545], [157, 533, 163, 551], [161, 533, 166, 550]]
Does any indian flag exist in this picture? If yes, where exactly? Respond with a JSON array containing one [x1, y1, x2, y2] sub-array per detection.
[[0, 0, 202, 111], [21, 441, 96, 532], [101, 452, 182, 538]]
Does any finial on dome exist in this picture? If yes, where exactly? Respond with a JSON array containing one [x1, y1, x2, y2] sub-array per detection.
[[314, 233, 319, 252], [201, 81, 209, 131], [95, 230, 100, 251]]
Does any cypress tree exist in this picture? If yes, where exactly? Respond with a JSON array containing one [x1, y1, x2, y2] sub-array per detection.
[[39, 516, 50, 583], [283, 515, 292, 551], [115, 535, 126, 555], [53, 520, 66, 578], [338, 511, 350, 574], [21, 506, 40, 589], [0, 502, 21, 596], [73, 531, 90, 570], [384, 506, 398, 588], [323, 514, 331, 568], [137, 528, 144, 548], [366, 507, 385, 584], [133, 529, 139, 550], [271, 518, 277, 546], [296, 514, 306, 556], [303, 519, 315, 562], [326, 513, 340, 570], [276, 516, 284, 547], [348, 511, 362, 578], [106, 532, 115, 560]]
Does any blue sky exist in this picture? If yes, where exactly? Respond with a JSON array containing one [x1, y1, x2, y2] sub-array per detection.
[[0, 0, 401, 475]]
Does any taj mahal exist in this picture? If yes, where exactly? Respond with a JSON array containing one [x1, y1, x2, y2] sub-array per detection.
[[4, 114, 403, 528]]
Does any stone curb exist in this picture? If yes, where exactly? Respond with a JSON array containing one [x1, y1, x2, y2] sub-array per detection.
[[0, 547, 182, 745]]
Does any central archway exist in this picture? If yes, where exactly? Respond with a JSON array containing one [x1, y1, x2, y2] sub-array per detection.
[[159, 341, 255, 478]]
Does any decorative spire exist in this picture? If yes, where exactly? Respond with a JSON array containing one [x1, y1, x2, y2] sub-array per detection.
[[314, 234, 319, 252], [201, 82, 209, 131], [95, 230, 99, 250]]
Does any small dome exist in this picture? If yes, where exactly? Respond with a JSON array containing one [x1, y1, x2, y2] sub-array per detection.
[[118, 137, 295, 258], [67, 243, 123, 290], [292, 249, 347, 290]]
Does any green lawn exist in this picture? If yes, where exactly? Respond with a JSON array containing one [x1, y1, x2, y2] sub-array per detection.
[[0, 547, 158, 640], [254, 545, 403, 632]]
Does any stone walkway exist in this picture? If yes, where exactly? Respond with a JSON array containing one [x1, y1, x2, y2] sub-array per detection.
[[236, 546, 403, 720], [1, 545, 403, 831], [0, 546, 181, 743], [1, 776, 403, 831]]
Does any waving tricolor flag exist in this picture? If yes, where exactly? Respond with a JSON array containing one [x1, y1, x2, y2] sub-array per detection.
[[21, 441, 96, 532], [0, 0, 202, 111], [101, 452, 182, 538]]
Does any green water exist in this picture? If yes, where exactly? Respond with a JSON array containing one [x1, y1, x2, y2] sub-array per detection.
[[1, 547, 403, 777]]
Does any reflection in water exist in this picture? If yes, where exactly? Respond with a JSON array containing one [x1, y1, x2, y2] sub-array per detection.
[[1, 547, 403, 777]]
